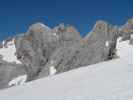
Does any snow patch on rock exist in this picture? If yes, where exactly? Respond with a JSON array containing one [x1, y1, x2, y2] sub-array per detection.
[[49, 66, 57, 75], [8, 75, 27, 86], [105, 41, 109, 47], [117, 37, 122, 42], [0, 40, 133, 100], [0, 39, 21, 64], [49, 60, 57, 75]]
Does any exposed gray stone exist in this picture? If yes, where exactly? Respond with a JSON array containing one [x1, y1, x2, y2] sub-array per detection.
[[0, 55, 3, 60], [119, 18, 133, 41], [39, 24, 81, 77], [1, 19, 133, 90], [39, 21, 119, 76], [130, 34, 133, 45], [15, 23, 60, 81], [0, 42, 3, 48], [0, 61, 27, 89]]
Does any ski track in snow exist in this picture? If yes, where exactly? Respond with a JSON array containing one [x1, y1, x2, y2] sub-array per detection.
[[0, 40, 133, 100]]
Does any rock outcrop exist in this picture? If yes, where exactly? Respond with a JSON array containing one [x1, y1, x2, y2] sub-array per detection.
[[15, 23, 60, 81], [14, 21, 124, 79], [0, 60, 26, 89], [0, 18, 133, 90], [0, 42, 3, 48], [39, 21, 119, 77], [119, 18, 133, 41]]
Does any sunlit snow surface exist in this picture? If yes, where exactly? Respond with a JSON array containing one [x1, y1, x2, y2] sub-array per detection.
[[0, 40, 133, 100], [0, 39, 21, 64]]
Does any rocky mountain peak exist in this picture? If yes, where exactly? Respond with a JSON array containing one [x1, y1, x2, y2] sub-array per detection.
[[28, 22, 51, 33], [0, 19, 133, 90]]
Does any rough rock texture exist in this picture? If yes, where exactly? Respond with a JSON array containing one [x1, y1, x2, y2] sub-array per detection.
[[128, 18, 133, 45], [119, 18, 133, 41], [86, 21, 118, 59], [0, 42, 3, 48], [130, 34, 133, 44], [39, 21, 119, 77], [0, 60, 26, 89], [14, 21, 119, 79], [15, 23, 59, 81], [0, 19, 133, 90], [39, 24, 81, 77]]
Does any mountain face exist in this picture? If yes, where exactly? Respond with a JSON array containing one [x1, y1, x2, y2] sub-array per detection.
[[0, 18, 133, 90], [0, 39, 133, 100]]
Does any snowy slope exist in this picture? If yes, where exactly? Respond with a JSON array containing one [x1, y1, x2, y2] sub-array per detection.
[[0, 40, 133, 100], [0, 39, 21, 64]]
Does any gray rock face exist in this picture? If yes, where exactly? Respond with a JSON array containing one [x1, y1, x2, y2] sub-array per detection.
[[130, 33, 133, 45], [119, 18, 133, 41], [39, 24, 81, 77], [128, 18, 133, 45], [1, 19, 133, 90], [0, 42, 3, 48], [52, 24, 81, 45], [0, 60, 26, 89], [0, 55, 3, 60], [87, 21, 118, 59], [120, 26, 131, 41], [39, 21, 119, 76], [15, 23, 59, 81], [130, 38, 133, 45]]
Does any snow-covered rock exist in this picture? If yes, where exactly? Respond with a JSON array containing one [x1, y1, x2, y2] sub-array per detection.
[[105, 41, 109, 47], [8, 75, 27, 86], [0, 19, 133, 94], [0, 39, 21, 64], [0, 40, 133, 100]]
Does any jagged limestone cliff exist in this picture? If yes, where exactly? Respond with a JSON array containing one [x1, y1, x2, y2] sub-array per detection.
[[0, 18, 133, 89]]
